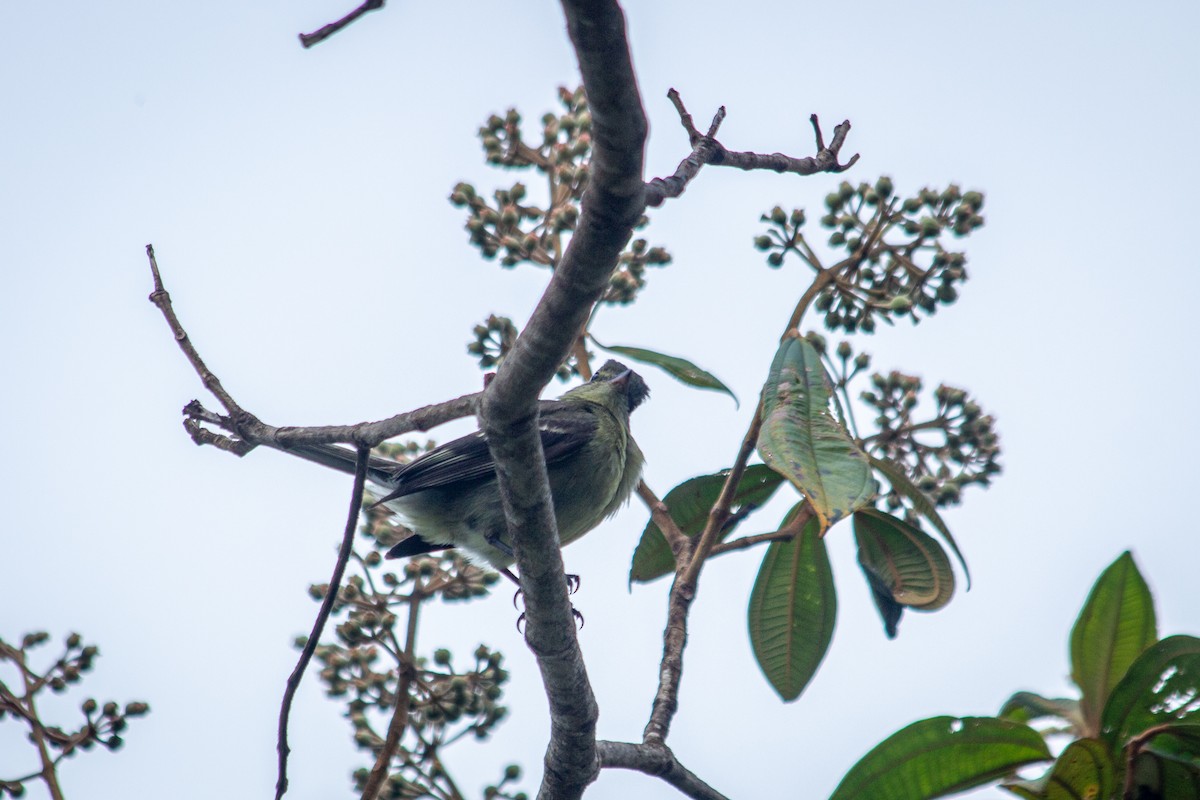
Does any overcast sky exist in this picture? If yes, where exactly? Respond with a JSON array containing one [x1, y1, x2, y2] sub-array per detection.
[[3, 2, 1198, 798]]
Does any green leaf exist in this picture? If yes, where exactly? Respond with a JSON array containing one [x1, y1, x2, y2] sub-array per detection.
[[854, 508, 955, 611], [629, 464, 786, 584], [1142, 724, 1200, 767], [862, 571, 905, 640], [998, 692, 1086, 733], [590, 339, 738, 405], [1070, 551, 1158, 735], [757, 333, 874, 531], [1101, 635, 1200, 747], [747, 511, 835, 702], [1001, 739, 1115, 800], [867, 455, 970, 588], [828, 716, 1051, 800]]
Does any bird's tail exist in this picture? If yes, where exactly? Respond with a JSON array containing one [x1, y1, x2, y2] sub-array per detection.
[[284, 444, 400, 490]]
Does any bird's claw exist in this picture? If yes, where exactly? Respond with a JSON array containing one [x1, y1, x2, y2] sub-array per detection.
[[515, 605, 585, 632]]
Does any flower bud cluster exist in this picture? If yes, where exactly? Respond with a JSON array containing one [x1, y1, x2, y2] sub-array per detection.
[[0, 631, 149, 796], [452, 87, 672, 303], [756, 177, 984, 333], [860, 371, 1001, 509]]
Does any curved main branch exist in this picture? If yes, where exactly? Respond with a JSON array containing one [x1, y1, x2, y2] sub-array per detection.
[[478, 3, 648, 799]]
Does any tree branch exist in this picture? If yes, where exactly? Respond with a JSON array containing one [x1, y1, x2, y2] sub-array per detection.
[[298, 0, 385, 49], [636, 481, 689, 558], [146, 246, 480, 456], [597, 741, 730, 800], [645, 91, 858, 207], [471, 3, 648, 798], [710, 503, 813, 557], [642, 407, 763, 746]]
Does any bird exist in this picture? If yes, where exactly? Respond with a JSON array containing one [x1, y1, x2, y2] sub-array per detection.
[[286, 360, 648, 578]]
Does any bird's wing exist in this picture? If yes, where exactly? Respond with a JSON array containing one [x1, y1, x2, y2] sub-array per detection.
[[378, 400, 599, 501]]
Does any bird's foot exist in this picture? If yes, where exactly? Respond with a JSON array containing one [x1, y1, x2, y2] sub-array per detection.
[[516, 606, 584, 633]]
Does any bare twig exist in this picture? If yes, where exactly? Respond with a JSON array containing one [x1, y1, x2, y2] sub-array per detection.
[[18, 654, 64, 800], [146, 246, 479, 456], [276, 446, 370, 800], [146, 244, 246, 421], [645, 91, 859, 207], [598, 740, 731, 800], [299, 0, 385, 48], [636, 481, 689, 558], [710, 503, 813, 557]]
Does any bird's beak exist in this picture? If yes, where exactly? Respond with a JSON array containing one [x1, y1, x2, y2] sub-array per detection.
[[609, 368, 633, 390]]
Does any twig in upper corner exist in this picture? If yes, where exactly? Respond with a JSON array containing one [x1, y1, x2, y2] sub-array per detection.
[[646, 90, 860, 207], [299, 0, 386, 48]]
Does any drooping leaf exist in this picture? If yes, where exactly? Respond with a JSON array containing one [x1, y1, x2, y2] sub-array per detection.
[[862, 570, 905, 640], [1071, 551, 1158, 735], [629, 464, 786, 584], [999, 691, 1086, 733], [747, 512, 835, 702], [1001, 739, 1115, 800], [757, 333, 874, 531], [590, 339, 738, 405], [1101, 635, 1200, 747], [868, 455, 970, 588], [828, 716, 1051, 800], [854, 508, 955, 611]]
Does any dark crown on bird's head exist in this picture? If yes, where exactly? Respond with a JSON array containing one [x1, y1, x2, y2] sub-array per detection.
[[591, 359, 650, 412]]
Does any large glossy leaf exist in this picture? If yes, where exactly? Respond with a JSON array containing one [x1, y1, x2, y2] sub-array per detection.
[[629, 464, 786, 584], [854, 508, 955, 611], [590, 339, 738, 405], [868, 455, 970, 588], [1070, 551, 1157, 735], [747, 512, 835, 702], [1101, 635, 1200, 746], [757, 333, 874, 531], [828, 716, 1051, 800], [998, 691, 1085, 733], [1002, 738, 1115, 800]]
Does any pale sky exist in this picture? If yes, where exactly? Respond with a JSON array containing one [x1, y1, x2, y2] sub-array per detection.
[[2, 2, 1198, 799]]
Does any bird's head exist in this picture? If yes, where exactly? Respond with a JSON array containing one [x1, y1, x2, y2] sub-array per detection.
[[562, 359, 650, 414]]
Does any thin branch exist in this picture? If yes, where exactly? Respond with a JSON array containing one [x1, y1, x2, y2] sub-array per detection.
[[298, 0, 385, 49], [146, 246, 479, 455], [684, 407, 764, 582], [18, 653, 64, 800], [636, 481, 689, 557], [360, 583, 424, 800], [645, 92, 859, 207], [783, 268, 837, 337], [146, 245, 246, 421], [598, 741, 731, 800], [710, 503, 813, 557], [643, 405, 764, 746], [276, 446, 370, 800]]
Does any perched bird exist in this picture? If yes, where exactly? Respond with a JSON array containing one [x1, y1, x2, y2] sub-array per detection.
[[288, 360, 648, 575]]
